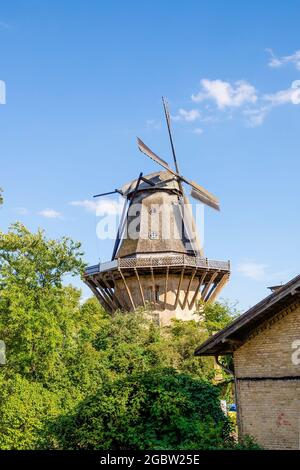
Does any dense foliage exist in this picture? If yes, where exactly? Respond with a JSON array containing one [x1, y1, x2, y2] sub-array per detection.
[[0, 223, 256, 450], [46, 370, 231, 450]]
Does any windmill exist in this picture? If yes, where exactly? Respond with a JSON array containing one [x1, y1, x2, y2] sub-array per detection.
[[84, 98, 230, 325]]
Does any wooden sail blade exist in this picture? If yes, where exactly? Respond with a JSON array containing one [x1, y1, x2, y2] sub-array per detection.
[[190, 188, 220, 211], [137, 136, 220, 211], [137, 137, 170, 171], [189, 180, 219, 204]]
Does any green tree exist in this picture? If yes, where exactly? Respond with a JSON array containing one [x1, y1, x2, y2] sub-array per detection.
[[200, 300, 239, 336], [0, 222, 248, 450], [0, 374, 60, 450], [0, 224, 108, 448], [45, 369, 232, 450], [93, 310, 216, 381], [0, 223, 87, 385]]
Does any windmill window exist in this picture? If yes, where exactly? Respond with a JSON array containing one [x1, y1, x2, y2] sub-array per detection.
[[145, 285, 160, 303], [149, 231, 158, 240]]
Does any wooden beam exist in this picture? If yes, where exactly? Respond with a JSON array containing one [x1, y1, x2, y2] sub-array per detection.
[[201, 271, 219, 301], [182, 268, 197, 309], [134, 268, 145, 307], [84, 279, 112, 313], [164, 266, 169, 310], [207, 273, 230, 303], [93, 278, 116, 312], [119, 269, 136, 311], [189, 271, 208, 309], [150, 267, 156, 307], [88, 279, 110, 310], [101, 275, 121, 310], [174, 267, 185, 309], [111, 273, 130, 311]]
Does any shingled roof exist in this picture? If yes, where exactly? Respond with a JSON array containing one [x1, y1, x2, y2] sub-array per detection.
[[195, 273, 300, 356]]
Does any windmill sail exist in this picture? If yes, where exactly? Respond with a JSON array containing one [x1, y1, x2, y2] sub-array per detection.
[[137, 138, 170, 171], [190, 188, 220, 211]]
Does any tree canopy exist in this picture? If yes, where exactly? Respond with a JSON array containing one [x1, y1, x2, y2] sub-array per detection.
[[46, 370, 231, 451], [0, 223, 256, 450]]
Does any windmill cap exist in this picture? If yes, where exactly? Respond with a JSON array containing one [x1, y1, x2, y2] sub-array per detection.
[[120, 170, 180, 197]]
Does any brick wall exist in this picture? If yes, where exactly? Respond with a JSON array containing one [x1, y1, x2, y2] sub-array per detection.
[[233, 302, 300, 449], [236, 380, 299, 450]]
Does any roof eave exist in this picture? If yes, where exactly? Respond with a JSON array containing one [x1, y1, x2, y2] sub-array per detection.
[[195, 274, 300, 357]]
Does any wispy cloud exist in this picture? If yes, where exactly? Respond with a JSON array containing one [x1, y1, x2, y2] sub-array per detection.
[[38, 208, 62, 219], [237, 261, 290, 283], [70, 198, 123, 216], [188, 76, 300, 128], [191, 79, 257, 109], [166, 51, 300, 132], [264, 82, 300, 105], [244, 81, 300, 127], [172, 108, 200, 122], [266, 48, 300, 71], [243, 106, 269, 127], [237, 262, 268, 281]]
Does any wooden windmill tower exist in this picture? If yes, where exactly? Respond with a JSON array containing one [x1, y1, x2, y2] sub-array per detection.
[[84, 98, 230, 325]]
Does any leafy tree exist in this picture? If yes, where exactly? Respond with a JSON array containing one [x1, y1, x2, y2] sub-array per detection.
[[0, 224, 108, 448], [45, 369, 232, 450], [93, 310, 216, 381], [199, 300, 239, 336], [0, 223, 87, 385], [0, 222, 252, 450], [0, 374, 60, 450]]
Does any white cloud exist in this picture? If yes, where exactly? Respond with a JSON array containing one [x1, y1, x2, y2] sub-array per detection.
[[193, 127, 204, 135], [237, 262, 267, 281], [243, 106, 269, 127], [38, 208, 62, 219], [191, 79, 257, 109], [242, 81, 300, 127], [267, 48, 300, 70], [264, 81, 300, 106], [70, 198, 123, 216], [237, 261, 291, 284], [172, 108, 200, 122]]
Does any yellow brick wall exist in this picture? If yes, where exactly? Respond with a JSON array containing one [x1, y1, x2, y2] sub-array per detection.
[[233, 302, 300, 449]]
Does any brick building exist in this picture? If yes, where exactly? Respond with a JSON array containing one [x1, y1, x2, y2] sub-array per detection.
[[195, 274, 300, 450]]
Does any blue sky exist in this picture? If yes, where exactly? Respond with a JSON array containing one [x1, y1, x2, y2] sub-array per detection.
[[1, 1, 300, 311]]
